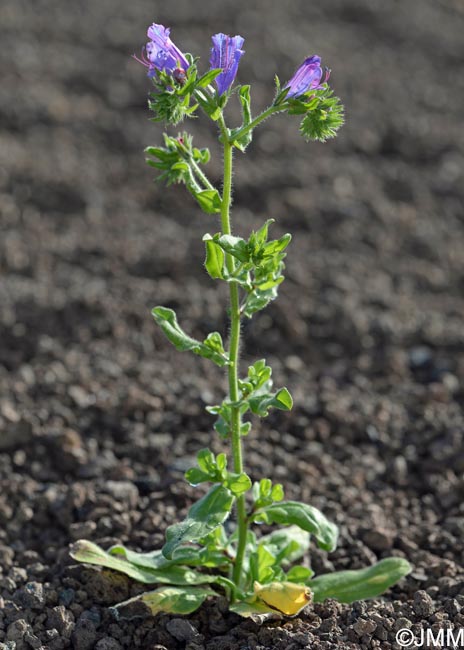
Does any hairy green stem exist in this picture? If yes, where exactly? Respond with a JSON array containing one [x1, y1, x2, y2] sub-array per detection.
[[229, 104, 285, 145], [218, 116, 248, 590], [190, 157, 215, 192]]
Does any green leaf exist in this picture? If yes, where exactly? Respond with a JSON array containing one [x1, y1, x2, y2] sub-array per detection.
[[233, 85, 253, 152], [286, 566, 314, 583], [203, 235, 225, 279], [249, 544, 278, 584], [69, 540, 218, 586], [196, 68, 222, 88], [309, 558, 412, 604], [152, 307, 228, 367], [203, 331, 227, 358], [225, 472, 252, 497], [263, 234, 292, 257], [215, 235, 250, 263], [251, 501, 338, 552], [109, 542, 230, 571], [163, 485, 235, 559], [193, 189, 222, 214], [248, 387, 293, 417], [260, 526, 311, 565], [114, 586, 216, 617], [185, 468, 211, 485]]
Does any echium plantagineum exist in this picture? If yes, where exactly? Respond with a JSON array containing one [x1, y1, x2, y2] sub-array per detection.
[[71, 23, 411, 621]]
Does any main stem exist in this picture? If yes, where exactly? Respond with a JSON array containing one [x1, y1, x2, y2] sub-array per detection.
[[219, 118, 247, 589]]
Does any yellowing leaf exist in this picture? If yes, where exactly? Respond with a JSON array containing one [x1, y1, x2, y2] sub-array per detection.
[[253, 580, 312, 616]]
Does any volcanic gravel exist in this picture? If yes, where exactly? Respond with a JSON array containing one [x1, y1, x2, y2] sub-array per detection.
[[1, 0, 464, 648]]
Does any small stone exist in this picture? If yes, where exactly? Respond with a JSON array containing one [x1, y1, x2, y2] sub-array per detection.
[[0, 577, 16, 592], [353, 618, 377, 637], [393, 617, 412, 632], [102, 481, 139, 507], [71, 618, 97, 650], [69, 522, 97, 541], [24, 630, 42, 649], [0, 547, 14, 569], [95, 638, 123, 650], [47, 607, 75, 638], [6, 619, 31, 650], [0, 419, 33, 451], [16, 583, 45, 609], [8, 567, 27, 585], [166, 619, 199, 642], [58, 588, 76, 607], [444, 599, 461, 617], [362, 528, 394, 551], [413, 590, 435, 617], [83, 570, 130, 605]]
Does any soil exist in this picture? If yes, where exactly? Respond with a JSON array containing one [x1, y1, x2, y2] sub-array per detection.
[[1, 0, 464, 648]]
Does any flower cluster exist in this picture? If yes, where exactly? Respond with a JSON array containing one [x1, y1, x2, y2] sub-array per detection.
[[135, 22, 331, 101]]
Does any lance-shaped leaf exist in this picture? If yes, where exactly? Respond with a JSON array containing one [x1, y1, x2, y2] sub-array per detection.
[[203, 234, 225, 279], [193, 189, 222, 214], [309, 557, 412, 604], [152, 307, 228, 366], [196, 68, 222, 89], [251, 501, 338, 552], [69, 540, 219, 586], [163, 485, 235, 559], [113, 586, 216, 618], [232, 85, 253, 152]]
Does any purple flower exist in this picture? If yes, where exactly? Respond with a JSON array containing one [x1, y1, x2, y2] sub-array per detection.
[[284, 55, 330, 98], [210, 34, 245, 96], [134, 23, 189, 77]]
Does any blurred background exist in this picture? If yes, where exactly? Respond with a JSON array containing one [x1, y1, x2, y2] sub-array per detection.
[[0, 0, 464, 643]]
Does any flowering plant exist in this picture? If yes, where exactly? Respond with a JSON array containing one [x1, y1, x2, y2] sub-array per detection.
[[71, 23, 411, 621]]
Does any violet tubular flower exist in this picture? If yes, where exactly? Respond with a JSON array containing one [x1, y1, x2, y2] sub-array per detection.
[[284, 55, 330, 98], [134, 23, 189, 77], [210, 33, 245, 96]]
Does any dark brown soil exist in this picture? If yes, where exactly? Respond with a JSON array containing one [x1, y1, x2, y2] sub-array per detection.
[[1, 0, 464, 648]]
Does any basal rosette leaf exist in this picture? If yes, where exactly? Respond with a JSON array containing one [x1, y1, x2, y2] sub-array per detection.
[[113, 586, 216, 618], [69, 540, 219, 586], [309, 557, 412, 603], [231, 581, 312, 621]]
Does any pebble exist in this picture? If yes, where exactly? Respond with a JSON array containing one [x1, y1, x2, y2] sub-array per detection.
[[95, 638, 123, 650], [102, 482, 139, 507], [47, 606, 75, 638], [166, 619, 200, 642], [413, 590, 435, 617], [0, 547, 14, 570], [353, 618, 377, 637], [362, 528, 394, 551], [71, 618, 97, 650], [16, 582, 45, 609], [6, 619, 31, 650], [0, 420, 33, 451], [58, 588, 76, 607], [69, 522, 97, 541]]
